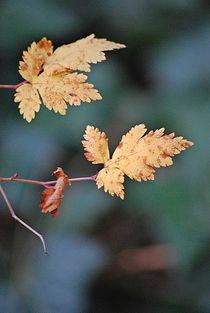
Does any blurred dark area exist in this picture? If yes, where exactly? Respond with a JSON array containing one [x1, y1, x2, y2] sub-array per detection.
[[0, 0, 210, 312]]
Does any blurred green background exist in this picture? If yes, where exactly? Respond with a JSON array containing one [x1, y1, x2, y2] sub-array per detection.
[[0, 0, 210, 312]]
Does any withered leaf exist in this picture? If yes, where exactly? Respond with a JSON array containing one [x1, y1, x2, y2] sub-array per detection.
[[40, 167, 70, 216]]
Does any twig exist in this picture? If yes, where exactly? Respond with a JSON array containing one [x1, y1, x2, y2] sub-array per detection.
[[0, 184, 47, 254], [0, 174, 97, 187]]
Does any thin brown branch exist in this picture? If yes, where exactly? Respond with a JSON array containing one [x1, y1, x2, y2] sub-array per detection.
[[0, 174, 97, 187], [0, 184, 48, 254]]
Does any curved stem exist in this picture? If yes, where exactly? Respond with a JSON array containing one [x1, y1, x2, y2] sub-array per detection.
[[0, 81, 27, 89], [0, 184, 47, 254]]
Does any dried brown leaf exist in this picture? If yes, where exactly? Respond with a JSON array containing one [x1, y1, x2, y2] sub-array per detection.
[[40, 167, 70, 216]]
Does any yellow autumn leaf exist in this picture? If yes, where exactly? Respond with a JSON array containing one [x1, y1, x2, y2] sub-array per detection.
[[15, 35, 125, 122], [44, 34, 126, 75], [14, 83, 41, 122], [82, 125, 193, 199], [19, 37, 53, 82], [82, 125, 110, 164], [15, 72, 101, 121], [96, 166, 125, 199]]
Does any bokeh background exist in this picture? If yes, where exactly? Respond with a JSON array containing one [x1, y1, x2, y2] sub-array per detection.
[[0, 0, 210, 312]]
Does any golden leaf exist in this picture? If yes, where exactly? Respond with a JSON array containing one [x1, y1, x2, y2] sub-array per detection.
[[19, 37, 53, 82], [82, 125, 193, 199], [82, 125, 110, 164], [35, 72, 101, 114], [14, 83, 41, 122], [15, 72, 101, 121], [15, 35, 124, 121], [96, 166, 125, 199], [40, 167, 70, 216], [44, 34, 126, 75]]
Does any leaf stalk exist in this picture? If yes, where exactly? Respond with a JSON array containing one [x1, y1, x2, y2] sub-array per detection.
[[0, 81, 26, 89]]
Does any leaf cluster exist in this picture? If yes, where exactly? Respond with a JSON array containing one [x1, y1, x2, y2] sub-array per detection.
[[83, 125, 193, 199], [15, 35, 125, 122]]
